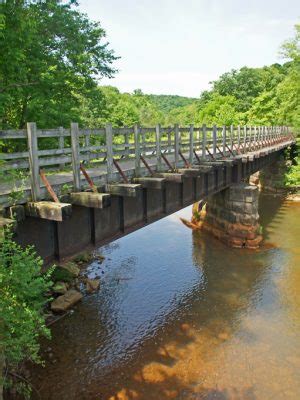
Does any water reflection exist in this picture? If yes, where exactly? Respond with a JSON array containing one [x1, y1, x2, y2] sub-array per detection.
[[30, 195, 300, 400]]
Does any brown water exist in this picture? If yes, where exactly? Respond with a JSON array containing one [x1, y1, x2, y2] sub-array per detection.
[[31, 194, 300, 400]]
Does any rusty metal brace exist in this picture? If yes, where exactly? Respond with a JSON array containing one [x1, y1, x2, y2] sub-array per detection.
[[179, 150, 190, 168], [140, 155, 155, 176], [113, 159, 129, 183], [39, 169, 59, 203], [233, 143, 242, 155], [226, 144, 235, 157], [206, 146, 215, 160], [80, 163, 98, 193], [193, 150, 201, 163], [161, 153, 174, 171], [216, 145, 226, 159]]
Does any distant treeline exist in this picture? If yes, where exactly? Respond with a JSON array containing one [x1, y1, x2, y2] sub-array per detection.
[[0, 1, 299, 136]]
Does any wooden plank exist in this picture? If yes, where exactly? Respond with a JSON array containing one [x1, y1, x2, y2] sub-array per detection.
[[189, 124, 194, 165], [59, 126, 65, 169], [70, 192, 111, 209], [0, 130, 27, 139], [27, 122, 41, 201], [212, 125, 217, 158], [222, 125, 226, 155], [177, 168, 201, 177], [25, 201, 72, 222], [133, 177, 165, 189], [174, 124, 179, 169], [155, 124, 162, 172], [155, 172, 183, 183], [71, 122, 81, 191], [106, 183, 141, 197], [105, 123, 114, 182], [202, 124, 207, 159], [134, 124, 141, 176]]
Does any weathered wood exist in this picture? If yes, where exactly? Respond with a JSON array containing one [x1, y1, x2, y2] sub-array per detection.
[[156, 124, 162, 171], [106, 183, 142, 197], [178, 168, 201, 177], [105, 123, 114, 182], [133, 177, 165, 189], [155, 172, 183, 183], [212, 125, 217, 158], [222, 125, 226, 155], [189, 124, 194, 165], [174, 124, 179, 168], [59, 127, 65, 169], [202, 124, 207, 160], [25, 201, 72, 222], [134, 124, 141, 176], [27, 122, 41, 201], [230, 125, 234, 152], [70, 122, 81, 191], [70, 192, 111, 209]]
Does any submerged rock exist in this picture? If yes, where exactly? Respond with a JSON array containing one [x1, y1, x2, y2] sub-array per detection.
[[86, 278, 100, 293], [51, 289, 83, 312]]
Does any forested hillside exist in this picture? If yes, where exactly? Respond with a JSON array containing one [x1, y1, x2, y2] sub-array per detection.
[[0, 1, 299, 133]]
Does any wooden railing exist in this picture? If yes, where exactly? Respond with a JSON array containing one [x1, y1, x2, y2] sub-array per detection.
[[0, 123, 293, 201]]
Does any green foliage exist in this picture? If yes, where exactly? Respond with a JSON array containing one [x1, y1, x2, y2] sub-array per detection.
[[0, 0, 118, 129], [0, 234, 53, 395], [145, 94, 197, 113], [285, 158, 300, 187]]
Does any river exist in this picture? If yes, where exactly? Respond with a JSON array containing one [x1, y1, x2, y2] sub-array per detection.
[[30, 194, 300, 400]]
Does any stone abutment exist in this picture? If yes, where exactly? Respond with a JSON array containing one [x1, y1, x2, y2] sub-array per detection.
[[192, 183, 262, 249]]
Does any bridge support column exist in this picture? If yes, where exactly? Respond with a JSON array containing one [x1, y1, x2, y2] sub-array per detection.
[[192, 183, 262, 249]]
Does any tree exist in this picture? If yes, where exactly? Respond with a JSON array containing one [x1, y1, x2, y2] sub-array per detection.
[[197, 93, 241, 126], [0, 0, 118, 129]]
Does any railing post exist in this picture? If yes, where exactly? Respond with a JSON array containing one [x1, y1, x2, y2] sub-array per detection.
[[222, 125, 226, 155], [212, 125, 217, 158], [142, 130, 146, 156], [125, 131, 129, 157], [167, 128, 172, 153], [249, 126, 252, 151], [230, 125, 234, 153], [243, 125, 247, 151], [58, 126, 65, 170], [70, 122, 81, 191], [237, 125, 241, 150], [105, 123, 114, 182], [189, 124, 194, 165], [254, 126, 257, 149], [134, 124, 141, 176], [27, 122, 40, 201], [156, 123, 162, 172], [202, 124, 207, 160], [174, 124, 179, 169]]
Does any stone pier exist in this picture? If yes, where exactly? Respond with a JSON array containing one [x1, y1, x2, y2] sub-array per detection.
[[192, 183, 262, 249]]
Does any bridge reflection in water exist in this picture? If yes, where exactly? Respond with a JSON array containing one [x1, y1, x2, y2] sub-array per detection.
[[30, 195, 300, 400]]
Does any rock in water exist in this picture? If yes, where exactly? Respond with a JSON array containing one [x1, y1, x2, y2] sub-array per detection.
[[52, 281, 68, 295], [86, 278, 100, 293], [51, 289, 83, 312]]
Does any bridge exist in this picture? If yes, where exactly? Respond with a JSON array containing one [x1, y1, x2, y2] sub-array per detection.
[[0, 123, 295, 262]]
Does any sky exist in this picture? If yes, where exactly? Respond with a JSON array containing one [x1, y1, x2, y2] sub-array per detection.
[[79, 0, 299, 97]]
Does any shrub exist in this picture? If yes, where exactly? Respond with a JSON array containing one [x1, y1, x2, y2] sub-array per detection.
[[0, 234, 53, 398]]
